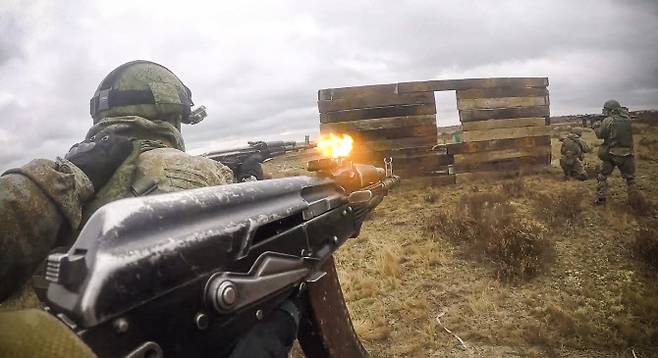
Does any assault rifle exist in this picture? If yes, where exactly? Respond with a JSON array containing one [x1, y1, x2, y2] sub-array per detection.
[[42, 157, 399, 357], [203, 141, 316, 181]]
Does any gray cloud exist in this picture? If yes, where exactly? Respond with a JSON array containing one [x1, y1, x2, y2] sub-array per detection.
[[0, 16, 24, 65], [0, 0, 657, 172]]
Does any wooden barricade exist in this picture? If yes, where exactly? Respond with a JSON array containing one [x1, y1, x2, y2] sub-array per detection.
[[318, 89, 450, 178], [449, 78, 551, 183], [317, 77, 551, 181]]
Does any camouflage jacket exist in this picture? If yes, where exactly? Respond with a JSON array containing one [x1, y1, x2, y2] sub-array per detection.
[[560, 134, 590, 160], [0, 116, 233, 304], [593, 113, 634, 157]]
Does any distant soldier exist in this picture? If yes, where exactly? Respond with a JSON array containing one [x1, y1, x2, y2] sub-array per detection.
[[559, 127, 590, 180], [592, 99, 635, 205]]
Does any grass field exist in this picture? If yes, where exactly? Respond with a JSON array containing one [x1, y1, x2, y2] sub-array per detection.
[[269, 120, 658, 357]]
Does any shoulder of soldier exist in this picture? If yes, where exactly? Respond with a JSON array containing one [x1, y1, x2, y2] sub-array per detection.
[[137, 148, 234, 185], [598, 116, 615, 129]]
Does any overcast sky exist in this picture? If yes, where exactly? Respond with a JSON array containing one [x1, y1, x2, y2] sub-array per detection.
[[1, 0, 657, 171]]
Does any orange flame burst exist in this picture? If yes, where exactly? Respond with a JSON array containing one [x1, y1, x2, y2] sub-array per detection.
[[317, 133, 354, 158]]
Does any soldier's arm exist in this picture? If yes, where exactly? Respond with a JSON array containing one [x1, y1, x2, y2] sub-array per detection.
[[593, 117, 609, 139], [0, 159, 93, 302]]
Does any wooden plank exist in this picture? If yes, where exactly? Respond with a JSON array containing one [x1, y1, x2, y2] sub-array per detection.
[[461, 117, 546, 131], [352, 145, 428, 163], [395, 161, 450, 173], [447, 135, 551, 155], [358, 148, 449, 160], [459, 106, 550, 122], [398, 77, 548, 93], [318, 84, 398, 100], [355, 136, 438, 152], [456, 87, 549, 100], [379, 145, 437, 156], [392, 152, 453, 168], [320, 115, 436, 132], [453, 154, 551, 172], [320, 104, 436, 123], [453, 145, 551, 164], [319, 77, 549, 99], [460, 126, 550, 142], [457, 96, 548, 111], [328, 124, 437, 141], [397, 168, 454, 178], [318, 92, 435, 113], [391, 151, 452, 163]]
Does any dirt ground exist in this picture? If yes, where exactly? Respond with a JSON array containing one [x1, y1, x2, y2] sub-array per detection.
[[267, 120, 658, 358]]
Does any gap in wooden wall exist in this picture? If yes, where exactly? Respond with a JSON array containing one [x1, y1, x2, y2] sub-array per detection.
[[433, 90, 460, 128]]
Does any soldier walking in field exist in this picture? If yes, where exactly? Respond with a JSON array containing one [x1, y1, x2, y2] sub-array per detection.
[[559, 127, 590, 180], [592, 99, 636, 205]]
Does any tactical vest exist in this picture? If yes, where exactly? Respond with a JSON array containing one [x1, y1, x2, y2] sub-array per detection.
[[608, 115, 634, 149], [80, 116, 233, 225], [561, 136, 582, 158], [82, 143, 233, 225]]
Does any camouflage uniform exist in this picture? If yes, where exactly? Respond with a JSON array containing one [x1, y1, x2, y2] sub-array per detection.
[[0, 61, 233, 305], [0, 61, 233, 357], [559, 129, 590, 180], [0, 61, 301, 358], [592, 99, 635, 204]]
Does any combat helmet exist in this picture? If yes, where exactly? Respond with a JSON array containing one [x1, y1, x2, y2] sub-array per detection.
[[602, 99, 621, 116], [570, 127, 583, 137], [89, 60, 202, 128]]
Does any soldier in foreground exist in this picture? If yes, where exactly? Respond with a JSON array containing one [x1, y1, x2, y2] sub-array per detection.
[[559, 127, 590, 180], [0, 61, 299, 357], [592, 99, 636, 205]]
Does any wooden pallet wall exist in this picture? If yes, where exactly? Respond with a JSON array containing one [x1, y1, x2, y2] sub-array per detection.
[[317, 77, 551, 181], [449, 78, 551, 183], [318, 89, 450, 178]]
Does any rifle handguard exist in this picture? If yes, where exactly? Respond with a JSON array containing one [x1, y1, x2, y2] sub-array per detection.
[[306, 158, 399, 193]]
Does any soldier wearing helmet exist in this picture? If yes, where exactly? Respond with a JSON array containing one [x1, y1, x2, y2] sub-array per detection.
[[559, 127, 590, 180], [0, 61, 234, 305], [592, 99, 636, 205], [0, 61, 302, 358], [0, 62, 231, 355]]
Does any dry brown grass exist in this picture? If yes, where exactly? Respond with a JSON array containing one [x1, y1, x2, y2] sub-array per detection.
[[533, 187, 587, 225], [584, 161, 601, 179], [377, 246, 401, 279], [501, 176, 525, 198], [615, 280, 658, 347], [628, 189, 655, 217], [637, 129, 658, 163], [632, 219, 658, 270], [427, 191, 552, 282], [341, 272, 379, 301], [353, 318, 392, 342], [639, 136, 658, 147], [279, 120, 658, 357]]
